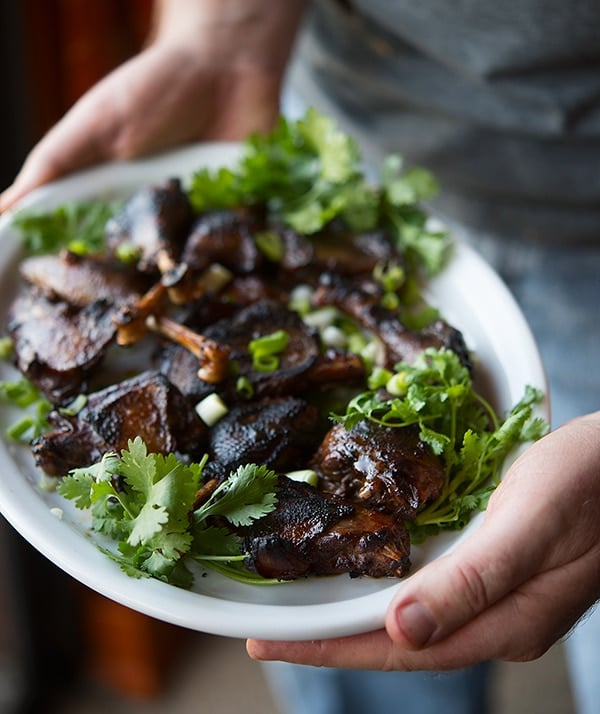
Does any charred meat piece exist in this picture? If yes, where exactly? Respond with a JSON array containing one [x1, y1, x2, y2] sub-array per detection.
[[206, 397, 322, 480], [32, 371, 208, 475], [154, 342, 215, 404], [8, 288, 116, 403], [241, 476, 411, 579], [304, 349, 366, 389], [19, 251, 148, 308], [196, 301, 320, 399], [181, 209, 263, 275], [206, 301, 319, 392], [105, 178, 193, 273], [311, 224, 397, 276], [314, 272, 471, 369], [311, 420, 445, 519], [157, 303, 364, 403], [276, 224, 398, 284]]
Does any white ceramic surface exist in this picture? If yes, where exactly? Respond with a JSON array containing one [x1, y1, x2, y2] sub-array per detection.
[[0, 144, 548, 640]]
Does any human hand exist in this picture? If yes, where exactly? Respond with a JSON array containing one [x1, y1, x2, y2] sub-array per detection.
[[247, 411, 600, 670], [0, 0, 306, 212]]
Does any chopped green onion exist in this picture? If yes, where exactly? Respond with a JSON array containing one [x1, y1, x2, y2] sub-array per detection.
[[380, 292, 400, 310], [254, 230, 284, 262], [115, 243, 142, 264], [302, 307, 339, 329], [248, 329, 289, 372], [195, 393, 229, 426], [373, 259, 405, 293], [6, 401, 50, 441], [360, 338, 384, 366], [0, 336, 13, 360], [0, 378, 43, 408], [67, 239, 91, 256], [236, 376, 254, 398], [253, 354, 280, 372], [368, 366, 393, 389], [59, 394, 88, 416], [198, 263, 234, 294], [346, 332, 368, 355], [288, 285, 313, 316], [386, 370, 409, 397], [320, 325, 347, 350], [285, 469, 319, 487], [6, 416, 36, 440]]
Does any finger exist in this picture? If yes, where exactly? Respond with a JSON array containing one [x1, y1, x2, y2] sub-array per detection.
[[247, 629, 398, 670], [247, 547, 599, 670]]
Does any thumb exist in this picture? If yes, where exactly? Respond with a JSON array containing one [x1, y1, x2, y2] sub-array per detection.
[[386, 416, 600, 654], [386, 454, 561, 649]]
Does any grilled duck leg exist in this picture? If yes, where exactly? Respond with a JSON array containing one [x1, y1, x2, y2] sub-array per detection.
[[241, 476, 411, 580]]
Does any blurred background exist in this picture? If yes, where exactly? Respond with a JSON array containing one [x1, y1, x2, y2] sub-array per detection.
[[0, 1, 577, 712]]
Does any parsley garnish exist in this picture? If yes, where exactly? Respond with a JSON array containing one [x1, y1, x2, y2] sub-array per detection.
[[57, 438, 280, 587]]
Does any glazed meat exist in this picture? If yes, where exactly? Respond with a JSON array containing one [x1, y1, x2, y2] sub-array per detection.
[[105, 178, 193, 273], [241, 476, 411, 579], [2, 158, 477, 583], [206, 397, 322, 480], [276, 223, 397, 282], [32, 370, 207, 476], [159, 301, 320, 401], [314, 272, 471, 369], [18, 251, 147, 308], [311, 420, 445, 519], [7, 288, 116, 403], [181, 209, 263, 275]]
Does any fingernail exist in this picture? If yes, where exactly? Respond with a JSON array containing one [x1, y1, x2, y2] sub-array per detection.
[[395, 601, 438, 648]]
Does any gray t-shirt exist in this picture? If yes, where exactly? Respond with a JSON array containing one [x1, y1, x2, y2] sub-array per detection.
[[291, 0, 600, 244]]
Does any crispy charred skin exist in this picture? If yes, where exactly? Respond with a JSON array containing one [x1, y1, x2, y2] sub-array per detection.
[[32, 371, 207, 475], [158, 301, 321, 402], [8, 288, 116, 403], [276, 222, 398, 282], [241, 476, 411, 579], [205, 397, 322, 481], [314, 272, 472, 369], [311, 421, 445, 519], [19, 251, 148, 308], [304, 349, 366, 389], [105, 178, 193, 273], [181, 209, 263, 275]]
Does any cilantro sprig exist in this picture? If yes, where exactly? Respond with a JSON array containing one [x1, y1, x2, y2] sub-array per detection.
[[13, 200, 118, 256], [57, 438, 280, 587], [189, 108, 448, 277], [335, 348, 548, 540]]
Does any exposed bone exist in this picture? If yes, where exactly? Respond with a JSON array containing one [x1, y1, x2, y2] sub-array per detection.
[[146, 314, 230, 384], [114, 281, 168, 346]]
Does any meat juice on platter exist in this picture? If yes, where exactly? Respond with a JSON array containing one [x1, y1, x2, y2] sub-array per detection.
[[0, 111, 547, 592]]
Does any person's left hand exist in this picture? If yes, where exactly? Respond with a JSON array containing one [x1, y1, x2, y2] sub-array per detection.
[[247, 412, 600, 670]]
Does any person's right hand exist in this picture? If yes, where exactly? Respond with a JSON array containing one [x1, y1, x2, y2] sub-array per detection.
[[0, 0, 307, 212]]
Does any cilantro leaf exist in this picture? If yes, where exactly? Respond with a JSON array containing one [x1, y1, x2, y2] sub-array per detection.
[[335, 347, 548, 539], [194, 463, 279, 527], [186, 108, 451, 284], [57, 440, 279, 587]]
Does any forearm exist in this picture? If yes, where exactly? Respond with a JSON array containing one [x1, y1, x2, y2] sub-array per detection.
[[151, 0, 308, 74]]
